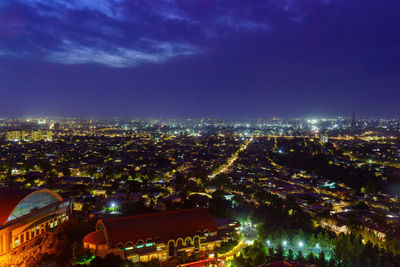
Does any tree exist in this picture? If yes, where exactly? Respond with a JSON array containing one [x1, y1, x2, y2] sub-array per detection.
[[61, 165, 71, 177], [243, 241, 267, 266], [296, 250, 305, 263], [267, 247, 275, 262], [306, 252, 315, 264], [317, 251, 327, 267], [287, 249, 294, 262], [328, 258, 336, 267], [90, 254, 129, 267], [275, 244, 284, 261]]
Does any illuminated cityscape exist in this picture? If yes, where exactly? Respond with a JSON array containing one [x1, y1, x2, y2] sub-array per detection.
[[1, 1, 400, 267], [0, 117, 399, 266]]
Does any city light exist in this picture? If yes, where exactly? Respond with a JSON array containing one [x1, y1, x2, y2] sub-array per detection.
[[298, 241, 304, 248]]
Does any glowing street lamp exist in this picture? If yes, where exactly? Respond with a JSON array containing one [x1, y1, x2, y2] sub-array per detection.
[[282, 240, 287, 246], [298, 241, 304, 248]]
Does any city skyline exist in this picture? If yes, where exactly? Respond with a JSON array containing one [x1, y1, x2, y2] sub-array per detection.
[[1, 1, 400, 118]]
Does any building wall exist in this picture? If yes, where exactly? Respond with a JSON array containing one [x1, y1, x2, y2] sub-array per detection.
[[0, 202, 71, 255], [84, 233, 218, 263]]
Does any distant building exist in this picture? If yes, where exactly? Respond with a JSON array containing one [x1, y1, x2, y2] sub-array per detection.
[[6, 131, 21, 142], [319, 133, 329, 144], [0, 188, 72, 255], [83, 208, 239, 263], [351, 111, 356, 130], [5, 130, 53, 142]]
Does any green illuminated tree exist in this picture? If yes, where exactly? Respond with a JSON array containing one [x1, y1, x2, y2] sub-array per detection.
[[317, 251, 327, 267], [287, 249, 294, 262], [306, 252, 315, 264], [296, 250, 305, 263]]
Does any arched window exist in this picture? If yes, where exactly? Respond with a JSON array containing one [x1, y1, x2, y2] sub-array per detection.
[[125, 241, 133, 249], [136, 239, 145, 248], [185, 237, 192, 246], [193, 236, 200, 249], [116, 243, 124, 250], [167, 240, 175, 257], [176, 238, 183, 247]]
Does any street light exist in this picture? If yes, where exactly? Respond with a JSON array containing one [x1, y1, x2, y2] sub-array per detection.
[[282, 240, 287, 246], [298, 241, 304, 248], [110, 202, 116, 212]]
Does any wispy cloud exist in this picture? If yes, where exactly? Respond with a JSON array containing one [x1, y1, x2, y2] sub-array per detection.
[[2, 0, 309, 68], [47, 40, 200, 67], [216, 16, 270, 31], [20, 0, 127, 20]]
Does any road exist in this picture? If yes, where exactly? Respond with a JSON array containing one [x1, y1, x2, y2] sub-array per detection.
[[209, 138, 252, 178]]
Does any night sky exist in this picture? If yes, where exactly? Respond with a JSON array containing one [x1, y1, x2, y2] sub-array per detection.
[[1, 0, 399, 118]]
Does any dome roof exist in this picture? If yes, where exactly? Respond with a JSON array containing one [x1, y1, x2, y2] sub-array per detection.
[[83, 230, 107, 245], [0, 188, 62, 225]]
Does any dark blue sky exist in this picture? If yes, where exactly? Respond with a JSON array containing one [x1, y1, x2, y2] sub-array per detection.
[[1, 0, 399, 118]]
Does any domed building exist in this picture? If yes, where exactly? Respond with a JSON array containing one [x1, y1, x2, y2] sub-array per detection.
[[83, 208, 240, 263], [0, 188, 72, 255]]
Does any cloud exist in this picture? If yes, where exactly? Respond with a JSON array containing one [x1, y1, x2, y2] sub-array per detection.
[[1, 0, 331, 68], [20, 0, 127, 20], [216, 16, 269, 31], [47, 40, 201, 67]]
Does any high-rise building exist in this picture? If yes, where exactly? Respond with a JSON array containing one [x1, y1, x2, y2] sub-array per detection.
[[6, 131, 21, 142], [45, 131, 53, 141], [320, 133, 329, 144], [31, 131, 43, 141], [6, 130, 53, 142], [351, 111, 356, 130]]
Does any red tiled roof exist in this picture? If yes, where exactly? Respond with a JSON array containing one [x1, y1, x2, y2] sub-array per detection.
[[0, 188, 34, 225], [83, 230, 106, 245], [94, 208, 217, 247]]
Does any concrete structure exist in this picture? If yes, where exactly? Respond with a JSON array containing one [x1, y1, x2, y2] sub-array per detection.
[[0, 188, 72, 255], [320, 133, 329, 144], [84, 208, 238, 263], [6, 130, 53, 142]]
